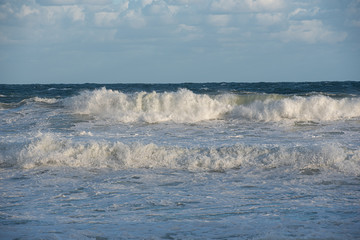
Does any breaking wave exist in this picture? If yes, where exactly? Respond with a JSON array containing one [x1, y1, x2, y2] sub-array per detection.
[[65, 88, 232, 123], [1, 134, 359, 175], [232, 95, 360, 122], [64, 88, 360, 123]]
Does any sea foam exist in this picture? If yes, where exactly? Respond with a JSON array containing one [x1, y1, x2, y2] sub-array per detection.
[[232, 95, 360, 122], [65, 88, 231, 123], [1, 133, 359, 175], [32, 97, 58, 104], [64, 88, 360, 123]]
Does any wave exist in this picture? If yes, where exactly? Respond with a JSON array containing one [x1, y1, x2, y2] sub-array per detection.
[[0, 97, 58, 111], [32, 97, 58, 104], [65, 88, 233, 123], [1, 134, 359, 175], [231, 95, 360, 122], [64, 88, 360, 123]]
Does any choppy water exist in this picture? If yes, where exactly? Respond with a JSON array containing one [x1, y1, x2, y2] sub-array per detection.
[[1, 82, 360, 239]]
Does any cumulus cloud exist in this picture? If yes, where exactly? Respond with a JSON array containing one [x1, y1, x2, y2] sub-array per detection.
[[95, 11, 120, 27], [93, 1, 128, 26], [177, 24, 198, 32], [0, 2, 13, 20], [352, 20, 360, 27], [275, 20, 347, 44], [67, 5, 85, 22], [256, 13, 283, 25], [16, 5, 40, 18], [176, 24, 203, 41], [142, 0, 153, 8], [347, 0, 360, 27], [125, 10, 146, 28], [39, 5, 87, 24], [211, 0, 284, 12], [208, 14, 230, 27], [288, 7, 320, 19], [36, 0, 112, 6], [0, 0, 353, 46]]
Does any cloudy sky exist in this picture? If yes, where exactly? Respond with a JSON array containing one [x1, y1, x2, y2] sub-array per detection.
[[0, 0, 359, 84]]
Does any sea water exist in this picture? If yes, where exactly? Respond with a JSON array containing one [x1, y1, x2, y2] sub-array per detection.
[[0, 82, 359, 239]]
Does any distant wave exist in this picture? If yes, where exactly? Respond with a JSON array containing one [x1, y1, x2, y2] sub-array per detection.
[[0, 97, 58, 110], [0, 133, 359, 175], [64, 88, 360, 123], [231, 95, 360, 122], [32, 97, 58, 104]]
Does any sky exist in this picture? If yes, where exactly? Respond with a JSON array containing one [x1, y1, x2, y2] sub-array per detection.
[[0, 0, 359, 84]]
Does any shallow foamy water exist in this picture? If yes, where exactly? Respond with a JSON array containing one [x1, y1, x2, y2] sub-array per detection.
[[1, 168, 359, 239]]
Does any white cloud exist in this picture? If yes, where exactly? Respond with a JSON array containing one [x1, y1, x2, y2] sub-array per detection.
[[208, 14, 230, 27], [211, 0, 284, 12], [176, 24, 203, 41], [68, 5, 85, 22], [289, 7, 320, 19], [217, 27, 239, 35], [246, 0, 285, 11], [256, 13, 283, 26], [275, 20, 347, 44], [37, 0, 112, 5], [352, 20, 360, 27], [93, 1, 128, 27], [142, 0, 153, 8], [95, 11, 120, 27], [177, 24, 197, 32], [16, 5, 40, 18], [38, 5, 86, 25], [0, 2, 13, 20], [168, 5, 180, 15], [347, 0, 360, 14], [0, 0, 352, 47], [125, 10, 146, 28], [117, 0, 130, 12]]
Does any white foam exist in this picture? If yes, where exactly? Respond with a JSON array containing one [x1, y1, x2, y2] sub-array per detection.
[[79, 131, 93, 136], [1, 134, 358, 175], [32, 97, 58, 104], [65, 88, 232, 123], [232, 95, 360, 122], [64, 88, 360, 123]]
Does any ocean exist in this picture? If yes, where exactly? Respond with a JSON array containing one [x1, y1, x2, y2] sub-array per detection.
[[0, 82, 360, 239]]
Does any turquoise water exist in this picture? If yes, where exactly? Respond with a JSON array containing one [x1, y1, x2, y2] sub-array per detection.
[[1, 82, 360, 239]]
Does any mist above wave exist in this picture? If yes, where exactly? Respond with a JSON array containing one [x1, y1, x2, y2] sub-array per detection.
[[64, 88, 360, 123]]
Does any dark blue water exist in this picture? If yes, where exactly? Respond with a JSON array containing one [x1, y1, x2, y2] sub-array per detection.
[[1, 81, 359, 102]]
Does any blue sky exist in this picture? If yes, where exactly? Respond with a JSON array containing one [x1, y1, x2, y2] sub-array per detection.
[[0, 0, 359, 84]]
